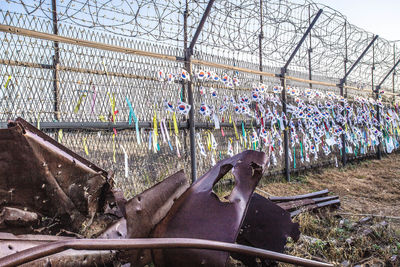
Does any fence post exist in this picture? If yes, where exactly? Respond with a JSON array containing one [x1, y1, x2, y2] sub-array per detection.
[[393, 44, 396, 101], [338, 81, 346, 165], [279, 8, 323, 182], [340, 20, 347, 166], [258, 0, 264, 152], [338, 34, 378, 166], [51, 0, 60, 122], [280, 70, 290, 182], [308, 5, 312, 88], [185, 0, 216, 182], [182, 1, 189, 159], [372, 42, 381, 159], [258, 0, 264, 83]]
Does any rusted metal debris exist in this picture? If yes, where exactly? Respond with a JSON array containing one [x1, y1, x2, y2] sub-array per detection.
[[269, 189, 341, 217], [0, 238, 333, 267], [0, 119, 335, 267], [151, 150, 268, 267], [232, 193, 301, 266], [0, 232, 117, 266], [124, 170, 189, 266], [0, 118, 122, 236]]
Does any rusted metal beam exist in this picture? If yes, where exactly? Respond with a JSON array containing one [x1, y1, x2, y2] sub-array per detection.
[[290, 199, 341, 217], [0, 238, 334, 267], [269, 189, 329, 202], [277, 196, 339, 212]]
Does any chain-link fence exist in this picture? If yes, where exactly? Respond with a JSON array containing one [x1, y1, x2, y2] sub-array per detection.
[[1, 0, 399, 196]]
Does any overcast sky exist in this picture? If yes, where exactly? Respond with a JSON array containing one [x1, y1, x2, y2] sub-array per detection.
[[315, 0, 400, 41]]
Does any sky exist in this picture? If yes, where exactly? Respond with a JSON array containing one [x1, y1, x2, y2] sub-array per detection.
[[314, 0, 400, 41]]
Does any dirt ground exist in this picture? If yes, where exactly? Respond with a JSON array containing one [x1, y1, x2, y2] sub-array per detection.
[[260, 153, 400, 218], [256, 153, 400, 266]]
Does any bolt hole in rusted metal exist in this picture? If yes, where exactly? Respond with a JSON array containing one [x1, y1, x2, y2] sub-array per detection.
[[8, 245, 13, 250]]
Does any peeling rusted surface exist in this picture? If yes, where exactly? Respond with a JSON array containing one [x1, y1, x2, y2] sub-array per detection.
[[152, 150, 268, 267], [0, 233, 116, 267], [269, 189, 329, 202], [0, 208, 38, 229], [277, 195, 339, 212], [124, 170, 189, 266], [0, 118, 118, 235], [232, 193, 300, 266]]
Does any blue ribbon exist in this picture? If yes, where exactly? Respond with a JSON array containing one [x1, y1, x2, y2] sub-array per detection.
[[126, 97, 141, 144]]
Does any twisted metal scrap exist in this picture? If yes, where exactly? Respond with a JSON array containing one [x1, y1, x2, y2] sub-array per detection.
[[152, 150, 268, 266]]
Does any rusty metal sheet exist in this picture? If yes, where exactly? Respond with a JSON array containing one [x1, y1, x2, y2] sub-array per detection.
[[232, 193, 300, 266], [124, 170, 189, 266], [277, 195, 339, 212], [290, 199, 341, 217], [0, 207, 38, 229], [152, 150, 268, 267], [0, 232, 116, 267], [0, 118, 118, 235], [269, 189, 329, 202]]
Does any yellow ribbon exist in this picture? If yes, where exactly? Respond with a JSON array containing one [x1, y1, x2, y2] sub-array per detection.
[[83, 137, 89, 156], [207, 131, 212, 151], [173, 112, 179, 135], [98, 115, 107, 122], [153, 112, 158, 150], [4, 75, 11, 88], [233, 121, 239, 140], [229, 115, 232, 124], [74, 94, 87, 113], [153, 112, 158, 136], [57, 129, 63, 143]]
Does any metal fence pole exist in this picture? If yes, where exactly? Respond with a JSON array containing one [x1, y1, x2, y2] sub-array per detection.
[[308, 5, 313, 88], [338, 34, 378, 166], [393, 44, 396, 100], [372, 42, 381, 159], [258, 0, 264, 83], [339, 81, 346, 166], [182, 2, 189, 159], [341, 20, 347, 166], [280, 71, 290, 182], [279, 8, 322, 182], [258, 0, 264, 152], [51, 0, 60, 122], [186, 0, 216, 182]]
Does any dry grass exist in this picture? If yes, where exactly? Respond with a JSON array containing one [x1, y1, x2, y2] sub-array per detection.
[[281, 212, 400, 266], [260, 153, 400, 218], [255, 153, 400, 266]]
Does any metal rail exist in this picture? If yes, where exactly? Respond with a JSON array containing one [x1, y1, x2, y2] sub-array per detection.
[[0, 238, 333, 267]]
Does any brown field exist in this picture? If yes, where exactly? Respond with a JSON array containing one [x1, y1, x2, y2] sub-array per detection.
[[256, 153, 400, 266]]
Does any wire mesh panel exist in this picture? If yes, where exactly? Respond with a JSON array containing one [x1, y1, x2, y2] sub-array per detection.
[[1, 0, 400, 195]]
